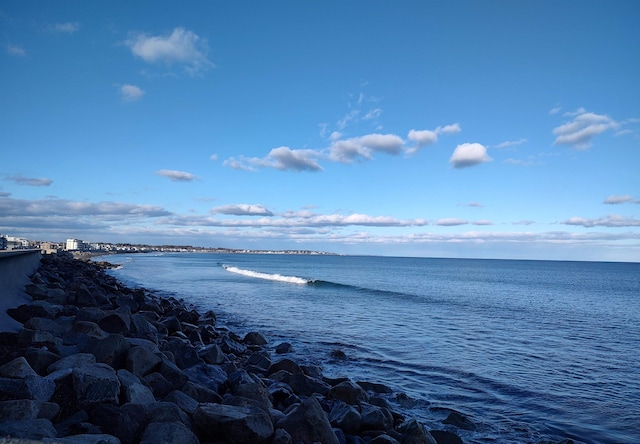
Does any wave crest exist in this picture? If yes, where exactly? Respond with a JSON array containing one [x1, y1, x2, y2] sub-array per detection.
[[222, 265, 312, 284]]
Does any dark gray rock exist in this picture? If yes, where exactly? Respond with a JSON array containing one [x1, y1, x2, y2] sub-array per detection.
[[357, 381, 394, 394], [130, 313, 160, 343], [76, 307, 107, 323], [0, 356, 38, 378], [88, 403, 146, 444], [245, 350, 272, 373], [88, 333, 130, 369], [269, 358, 303, 375], [140, 421, 199, 444], [329, 400, 361, 435], [50, 433, 122, 443], [244, 331, 268, 345], [220, 336, 247, 355], [25, 347, 61, 375], [199, 343, 225, 365], [24, 316, 70, 336], [275, 342, 293, 354], [17, 328, 61, 346], [117, 369, 156, 404], [183, 363, 227, 393], [272, 427, 293, 444], [126, 345, 162, 377], [72, 363, 121, 407], [360, 403, 394, 432], [98, 312, 131, 335], [397, 419, 437, 444], [0, 374, 56, 402], [194, 402, 274, 444], [157, 355, 189, 389], [283, 372, 331, 397], [0, 418, 57, 440], [47, 353, 96, 373], [328, 380, 369, 405], [72, 320, 106, 338], [163, 389, 199, 415], [275, 395, 339, 444], [162, 337, 202, 369], [369, 434, 402, 444], [143, 372, 174, 399], [442, 411, 476, 431], [0, 399, 59, 421], [181, 380, 223, 403]]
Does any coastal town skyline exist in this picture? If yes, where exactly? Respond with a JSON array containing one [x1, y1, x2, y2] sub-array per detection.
[[2, 1, 639, 262]]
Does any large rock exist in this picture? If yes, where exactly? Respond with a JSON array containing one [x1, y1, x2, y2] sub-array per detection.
[[275, 396, 339, 444], [140, 421, 199, 444], [88, 403, 146, 444], [51, 434, 122, 444], [329, 400, 361, 435], [360, 403, 394, 432], [162, 337, 202, 369], [194, 402, 274, 444], [98, 312, 131, 335], [183, 363, 227, 393], [0, 375, 56, 402], [72, 363, 121, 407], [199, 343, 225, 365], [117, 369, 156, 404], [327, 380, 369, 405], [0, 399, 59, 421], [397, 419, 437, 444], [47, 353, 96, 373], [163, 389, 199, 415], [25, 347, 61, 375], [0, 418, 57, 440], [0, 356, 38, 378], [429, 430, 464, 444], [87, 334, 130, 369], [126, 345, 162, 377]]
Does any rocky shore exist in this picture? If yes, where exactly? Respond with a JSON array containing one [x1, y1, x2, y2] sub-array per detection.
[[0, 253, 571, 444]]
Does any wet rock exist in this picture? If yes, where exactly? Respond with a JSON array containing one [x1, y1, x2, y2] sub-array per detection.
[[244, 331, 268, 345], [275, 395, 339, 444], [360, 403, 394, 432], [397, 419, 437, 444], [283, 372, 331, 397], [194, 402, 274, 444], [269, 358, 304, 375], [220, 336, 247, 354], [442, 410, 476, 431], [329, 400, 361, 435], [245, 350, 272, 374], [140, 421, 199, 444], [275, 342, 293, 354], [199, 342, 225, 364], [328, 380, 369, 405]]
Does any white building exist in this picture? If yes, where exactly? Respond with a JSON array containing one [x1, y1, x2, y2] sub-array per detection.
[[66, 238, 90, 251], [0, 235, 7, 250]]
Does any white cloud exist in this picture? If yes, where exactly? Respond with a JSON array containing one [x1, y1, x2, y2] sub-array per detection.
[[212, 204, 273, 216], [563, 214, 640, 228], [435, 123, 461, 135], [407, 129, 438, 147], [5, 174, 53, 187], [436, 218, 468, 226], [553, 110, 619, 150], [156, 169, 198, 182], [496, 138, 527, 148], [0, 196, 170, 217], [6, 45, 26, 57], [209, 154, 218, 161], [119, 84, 145, 102], [450, 143, 492, 169], [603, 195, 634, 205], [337, 109, 359, 131], [329, 133, 404, 163], [224, 147, 322, 172], [549, 106, 562, 115], [473, 220, 493, 226], [363, 108, 382, 121], [125, 27, 213, 75], [52, 22, 80, 34]]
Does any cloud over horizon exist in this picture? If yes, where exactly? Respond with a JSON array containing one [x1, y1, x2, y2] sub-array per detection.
[[211, 204, 274, 216], [5, 174, 53, 187]]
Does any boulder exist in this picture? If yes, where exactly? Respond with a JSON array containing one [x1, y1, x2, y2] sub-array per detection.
[[163, 389, 199, 415], [162, 337, 202, 369], [397, 419, 437, 444], [117, 369, 156, 404], [244, 331, 268, 345], [275, 396, 339, 444], [429, 430, 464, 444], [275, 342, 293, 354], [140, 421, 199, 444], [25, 347, 61, 375], [360, 403, 394, 432], [72, 363, 121, 408], [181, 380, 223, 403], [183, 363, 227, 393], [269, 358, 303, 375], [442, 411, 476, 431], [143, 372, 174, 399], [283, 372, 331, 397], [126, 345, 162, 377], [47, 353, 96, 373], [199, 343, 225, 365], [88, 403, 146, 444], [0, 418, 57, 440], [329, 400, 361, 435], [98, 312, 131, 335], [0, 399, 59, 421], [0, 356, 38, 378], [327, 380, 369, 405], [194, 402, 274, 444], [0, 375, 56, 402], [87, 333, 130, 369], [51, 433, 121, 444]]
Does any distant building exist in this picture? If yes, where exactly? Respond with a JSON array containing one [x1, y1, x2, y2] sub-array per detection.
[[41, 242, 62, 254], [6, 236, 29, 250], [66, 238, 90, 251], [0, 235, 7, 250]]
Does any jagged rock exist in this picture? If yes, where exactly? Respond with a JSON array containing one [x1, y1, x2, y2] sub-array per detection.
[[130, 314, 159, 343], [328, 380, 369, 405], [358, 381, 394, 394], [25, 347, 61, 375], [369, 434, 402, 444], [429, 430, 464, 444], [145, 401, 192, 429], [244, 331, 268, 345], [47, 353, 96, 373], [220, 336, 247, 354], [162, 337, 202, 369], [282, 372, 331, 397], [360, 403, 394, 432], [161, 316, 182, 335], [245, 350, 272, 373], [7, 301, 62, 323], [17, 328, 60, 346], [275, 395, 339, 444], [88, 334, 130, 369], [272, 427, 293, 444], [140, 421, 199, 444], [181, 380, 223, 403], [0, 399, 59, 421], [0, 374, 56, 402], [301, 364, 323, 378], [442, 411, 476, 431], [70, 363, 121, 408], [231, 383, 273, 412], [72, 320, 106, 338], [199, 343, 225, 365], [0, 356, 38, 378], [275, 342, 293, 354], [24, 316, 70, 336], [163, 389, 199, 415], [126, 345, 161, 377], [117, 369, 156, 404], [75, 307, 107, 323], [183, 363, 227, 393], [194, 402, 274, 444], [329, 400, 361, 435], [143, 372, 174, 399], [397, 419, 437, 444], [0, 418, 58, 439], [157, 356, 189, 389], [88, 403, 146, 444]]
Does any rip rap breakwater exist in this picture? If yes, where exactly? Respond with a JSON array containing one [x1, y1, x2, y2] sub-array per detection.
[[0, 250, 42, 332], [0, 254, 573, 444]]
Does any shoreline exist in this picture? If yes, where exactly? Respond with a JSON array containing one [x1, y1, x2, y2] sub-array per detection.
[[0, 253, 574, 443]]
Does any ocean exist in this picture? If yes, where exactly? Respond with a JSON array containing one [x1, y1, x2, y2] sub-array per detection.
[[102, 253, 640, 444]]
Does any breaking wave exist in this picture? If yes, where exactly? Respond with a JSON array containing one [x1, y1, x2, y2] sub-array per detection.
[[222, 264, 314, 285]]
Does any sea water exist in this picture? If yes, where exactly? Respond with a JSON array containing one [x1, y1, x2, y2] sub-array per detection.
[[103, 253, 640, 443]]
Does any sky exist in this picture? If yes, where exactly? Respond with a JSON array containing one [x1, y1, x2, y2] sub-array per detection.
[[1, 1, 639, 262]]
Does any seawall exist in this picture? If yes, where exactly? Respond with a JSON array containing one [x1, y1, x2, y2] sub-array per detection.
[[0, 249, 41, 332]]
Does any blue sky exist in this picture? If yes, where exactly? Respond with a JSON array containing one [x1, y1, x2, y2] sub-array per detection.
[[2, 1, 639, 261]]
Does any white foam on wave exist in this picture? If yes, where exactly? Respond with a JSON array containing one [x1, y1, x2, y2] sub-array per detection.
[[223, 265, 310, 284]]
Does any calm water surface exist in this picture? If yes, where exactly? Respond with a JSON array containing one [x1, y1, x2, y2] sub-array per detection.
[[104, 253, 640, 444]]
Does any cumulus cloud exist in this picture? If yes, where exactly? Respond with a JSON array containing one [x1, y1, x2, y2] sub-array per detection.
[[563, 214, 640, 228], [119, 84, 145, 102], [407, 129, 438, 147], [603, 195, 634, 204], [52, 22, 79, 34], [125, 27, 213, 75], [329, 133, 404, 163], [224, 147, 322, 172], [449, 143, 492, 169], [553, 110, 619, 150], [156, 169, 198, 182], [5, 174, 53, 187], [6, 45, 26, 57], [211, 204, 273, 216], [435, 123, 461, 135]]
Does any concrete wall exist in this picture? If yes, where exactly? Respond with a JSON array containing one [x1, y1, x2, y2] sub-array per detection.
[[0, 250, 42, 332]]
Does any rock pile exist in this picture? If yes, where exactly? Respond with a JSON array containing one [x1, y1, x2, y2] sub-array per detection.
[[0, 253, 469, 444]]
